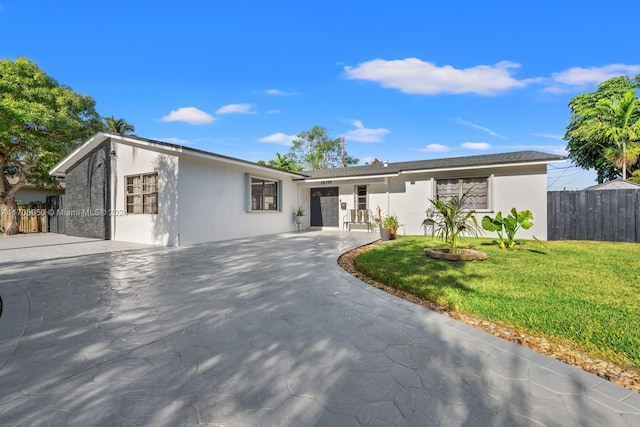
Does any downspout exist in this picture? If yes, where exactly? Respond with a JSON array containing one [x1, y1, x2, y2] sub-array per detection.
[[385, 177, 390, 213], [110, 139, 117, 241]]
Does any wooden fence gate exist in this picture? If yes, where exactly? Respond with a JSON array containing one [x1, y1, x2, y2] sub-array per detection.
[[0, 202, 48, 234]]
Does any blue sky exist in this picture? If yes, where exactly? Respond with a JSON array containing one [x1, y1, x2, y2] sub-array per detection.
[[3, 1, 639, 189]]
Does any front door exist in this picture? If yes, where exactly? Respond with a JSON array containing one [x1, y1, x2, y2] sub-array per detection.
[[310, 187, 339, 227]]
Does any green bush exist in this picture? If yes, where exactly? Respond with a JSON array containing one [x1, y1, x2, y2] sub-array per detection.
[[482, 208, 533, 250]]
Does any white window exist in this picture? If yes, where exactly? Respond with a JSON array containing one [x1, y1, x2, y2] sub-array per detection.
[[355, 185, 367, 210], [251, 177, 278, 211], [436, 177, 489, 210], [126, 173, 158, 214]]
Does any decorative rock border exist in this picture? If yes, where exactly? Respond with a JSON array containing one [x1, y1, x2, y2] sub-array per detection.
[[424, 247, 487, 261]]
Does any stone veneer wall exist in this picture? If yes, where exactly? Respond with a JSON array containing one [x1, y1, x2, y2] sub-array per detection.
[[63, 140, 111, 239]]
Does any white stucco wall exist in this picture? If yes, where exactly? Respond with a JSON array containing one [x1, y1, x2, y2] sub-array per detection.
[[176, 155, 301, 246], [314, 164, 549, 240], [491, 165, 548, 240], [110, 142, 180, 246], [380, 166, 549, 239], [106, 136, 550, 245], [15, 187, 63, 204]]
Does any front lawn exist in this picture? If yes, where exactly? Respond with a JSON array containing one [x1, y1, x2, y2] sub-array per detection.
[[355, 236, 640, 369]]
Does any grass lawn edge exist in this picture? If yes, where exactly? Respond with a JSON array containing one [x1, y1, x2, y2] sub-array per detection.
[[338, 240, 640, 394]]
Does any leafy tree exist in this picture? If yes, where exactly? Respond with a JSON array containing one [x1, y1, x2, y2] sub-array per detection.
[[564, 75, 640, 182], [572, 90, 640, 180], [267, 152, 301, 172], [105, 116, 135, 135], [0, 57, 102, 234], [256, 153, 301, 172], [288, 126, 358, 170]]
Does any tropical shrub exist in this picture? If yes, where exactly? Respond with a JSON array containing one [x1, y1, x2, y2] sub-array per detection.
[[428, 188, 481, 254], [482, 208, 533, 250]]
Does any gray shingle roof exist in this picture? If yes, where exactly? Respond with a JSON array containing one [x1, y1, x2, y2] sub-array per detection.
[[302, 151, 566, 179]]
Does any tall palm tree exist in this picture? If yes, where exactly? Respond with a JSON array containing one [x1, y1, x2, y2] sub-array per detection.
[[104, 116, 135, 135], [575, 90, 640, 180]]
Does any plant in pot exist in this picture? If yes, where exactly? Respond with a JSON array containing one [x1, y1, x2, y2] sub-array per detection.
[[380, 213, 400, 241], [425, 188, 486, 261], [294, 206, 305, 225]]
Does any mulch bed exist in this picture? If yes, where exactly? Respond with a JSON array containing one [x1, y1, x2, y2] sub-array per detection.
[[338, 241, 640, 393]]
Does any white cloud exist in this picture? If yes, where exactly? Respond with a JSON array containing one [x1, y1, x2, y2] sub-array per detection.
[[461, 142, 491, 150], [551, 64, 640, 86], [344, 120, 390, 142], [421, 144, 450, 152], [216, 103, 255, 114], [266, 110, 281, 114], [264, 89, 295, 96], [545, 64, 640, 93], [532, 133, 563, 140], [161, 107, 215, 125], [456, 118, 504, 138], [345, 58, 531, 95], [551, 147, 568, 156], [360, 156, 377, 165], [258, 132, 297, 146]]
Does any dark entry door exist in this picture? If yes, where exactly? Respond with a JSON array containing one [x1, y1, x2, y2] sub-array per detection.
[[310, 187, 339, 227]]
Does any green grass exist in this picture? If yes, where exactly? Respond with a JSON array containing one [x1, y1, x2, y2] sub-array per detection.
[[355, 236, 640, 369]]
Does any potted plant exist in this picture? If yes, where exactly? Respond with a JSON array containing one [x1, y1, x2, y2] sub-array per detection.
[[295, 206, 305, 225], [380, 213, 400, 241]]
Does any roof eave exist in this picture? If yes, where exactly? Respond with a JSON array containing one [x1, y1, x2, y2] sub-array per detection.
[[49, 133, 111, 177], [302, 157, 566, 181], [50, 132, 307, 179], [303, 172, 398, 182], [399, 158, 566, 175]]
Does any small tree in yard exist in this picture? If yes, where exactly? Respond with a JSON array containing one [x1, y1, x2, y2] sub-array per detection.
[[1, 58, 102, 234], [428, 188, 481, 254], [482, 208, 533, 250]]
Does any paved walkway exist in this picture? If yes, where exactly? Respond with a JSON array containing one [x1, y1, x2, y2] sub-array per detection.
[[0, 232, 639, 426]]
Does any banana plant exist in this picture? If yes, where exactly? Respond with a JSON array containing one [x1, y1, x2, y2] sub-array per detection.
[[482, 208, 533, 250]]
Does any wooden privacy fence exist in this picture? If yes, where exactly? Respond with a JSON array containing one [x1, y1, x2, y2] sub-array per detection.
[[0, 202, 48, 234], [547, 189, 640, 242]]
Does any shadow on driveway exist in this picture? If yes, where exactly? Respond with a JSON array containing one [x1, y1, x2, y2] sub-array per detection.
[[0, 232, 638, 426]]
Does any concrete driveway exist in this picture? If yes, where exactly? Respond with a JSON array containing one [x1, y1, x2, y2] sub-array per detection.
[[0, 232, 639, 426]]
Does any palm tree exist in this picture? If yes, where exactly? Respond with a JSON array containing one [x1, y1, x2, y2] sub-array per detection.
[[104, 116, 135, 135], [267, 152, 301, 172], [428, 187, 481, 254], [575, 90, 640, 180]]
